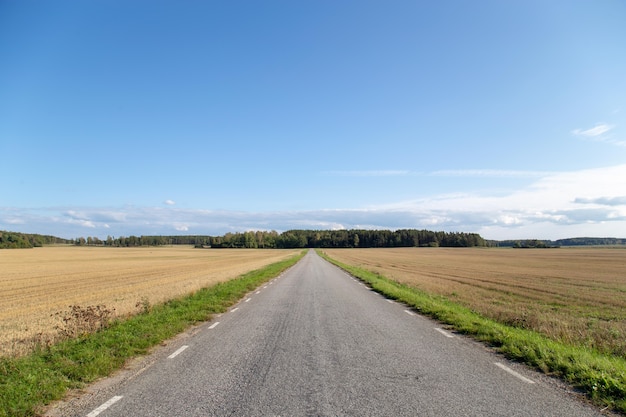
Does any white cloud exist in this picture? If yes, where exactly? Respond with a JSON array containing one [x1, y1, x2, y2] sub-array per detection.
[[164, 200, 176, 205], [2, 165, 626, 240]]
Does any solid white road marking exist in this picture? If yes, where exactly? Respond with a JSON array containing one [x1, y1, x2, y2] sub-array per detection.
[[87, 396, 123, 417], [404, 310, 416, 316], [435, 328, 454, 338], [495, 362, 535, 384], [231, 307, 239, 312], [209, 322, 220, 329], [167, 345, 189, 359]]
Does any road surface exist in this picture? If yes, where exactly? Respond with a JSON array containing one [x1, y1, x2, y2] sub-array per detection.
[[51, 250, 607, 416]]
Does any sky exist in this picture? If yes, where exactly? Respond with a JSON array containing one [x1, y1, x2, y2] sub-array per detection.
[[1, 1, 626, 241]]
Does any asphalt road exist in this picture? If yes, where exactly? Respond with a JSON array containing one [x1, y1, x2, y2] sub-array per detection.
[[52, 250, 607, 416]]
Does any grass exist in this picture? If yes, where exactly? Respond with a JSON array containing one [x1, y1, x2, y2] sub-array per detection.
[[0, 251, 305, 417], [318, 250, 626, 414]]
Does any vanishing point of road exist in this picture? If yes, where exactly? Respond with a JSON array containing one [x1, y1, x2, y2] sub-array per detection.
[[52, 250, 607, 416]]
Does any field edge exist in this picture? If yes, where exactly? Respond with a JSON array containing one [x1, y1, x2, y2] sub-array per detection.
[[0, 250, 306, 417], [317, 249, 626, 415]]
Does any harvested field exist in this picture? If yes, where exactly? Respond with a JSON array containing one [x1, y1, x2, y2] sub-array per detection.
[[0, 246, 300, 356], [323, 247, 626, 356]]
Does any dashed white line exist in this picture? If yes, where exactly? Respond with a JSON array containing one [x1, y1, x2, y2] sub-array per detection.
[[87, 396, 123, 417], [435, 327, 454, 339], [209, 322, 220, 329], [245, 298, 252, 302], [263, 285, 269, 289], [404, 310, 416, 316], [386, 299, 395, 304], [167, 345, 189, 359], [434, 328, 454, 338], [495, 362, 535, 384], [255, 291, 261, 294], [231, 307, 239, 312]]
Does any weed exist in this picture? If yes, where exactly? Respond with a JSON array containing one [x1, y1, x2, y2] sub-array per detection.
[[53, 305, 116, 339], [135, 297, 151, 314]]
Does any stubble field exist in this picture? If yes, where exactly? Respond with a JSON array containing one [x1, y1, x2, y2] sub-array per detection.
[[0, 246, 300, 356], [324, 247, 626, 356]]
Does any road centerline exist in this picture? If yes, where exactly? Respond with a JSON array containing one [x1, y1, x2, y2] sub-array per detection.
[[435, 328, 454, 338], [87, 396, 123, 417], [495, 362, 536, 384], [167, 345, 189, 359]]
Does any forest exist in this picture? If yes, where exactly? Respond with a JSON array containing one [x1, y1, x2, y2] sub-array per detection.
[[0, 231, 72, 249]]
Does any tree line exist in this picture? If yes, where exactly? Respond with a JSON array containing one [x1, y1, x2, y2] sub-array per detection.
[[71, 229, 488, 248], [6, 230, 626, 250], [489, 237, 626, 248]]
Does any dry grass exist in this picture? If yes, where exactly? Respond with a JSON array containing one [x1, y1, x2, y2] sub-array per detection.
[[324, 247, 626, 356], [0, 246, 299, 356]]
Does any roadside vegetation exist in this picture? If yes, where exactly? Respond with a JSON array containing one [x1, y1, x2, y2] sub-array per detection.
[[0, 252, 304, 417], [319, 249, 626, 414]]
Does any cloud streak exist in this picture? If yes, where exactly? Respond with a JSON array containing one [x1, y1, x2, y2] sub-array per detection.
[[572, 123, 613, 137], [572, 123, 626, 147]]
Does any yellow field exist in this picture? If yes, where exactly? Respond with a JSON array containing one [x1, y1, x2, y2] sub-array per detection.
[[0, 246, 300, 356], [324, 247, 626, 356]]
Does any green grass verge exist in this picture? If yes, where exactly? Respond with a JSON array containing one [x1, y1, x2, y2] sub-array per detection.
[[0, 251, 305, 417], [318, 250, 626, 414]]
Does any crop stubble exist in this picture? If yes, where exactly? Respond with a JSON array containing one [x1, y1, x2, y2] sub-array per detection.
[[324, 247, 626, 356], [0, 246, 299, 356]]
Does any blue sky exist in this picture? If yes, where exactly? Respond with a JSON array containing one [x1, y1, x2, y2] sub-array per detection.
[[2, 1, 626, 240]]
